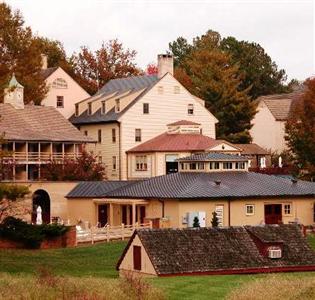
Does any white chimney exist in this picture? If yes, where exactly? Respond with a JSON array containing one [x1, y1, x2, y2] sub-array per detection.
[[41, 54, 48, 70], [157, 54, 174, 78]]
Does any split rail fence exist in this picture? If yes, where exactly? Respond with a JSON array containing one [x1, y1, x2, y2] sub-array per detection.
[[76, 222, 152, 244]]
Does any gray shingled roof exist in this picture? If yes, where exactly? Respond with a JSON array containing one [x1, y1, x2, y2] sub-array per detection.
[[66, 181, 137, 198], [41, 67, 58, 80], [178, 153, 248, 162], [70, 75, 158, 125], [107, 172, 315, 199], [0, 103, 94, 142], [118, 225, 315, 275]]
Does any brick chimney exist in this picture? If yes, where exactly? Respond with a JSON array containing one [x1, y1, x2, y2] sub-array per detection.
[[41, 54, 48, 70], [157, 54, 174, 78]]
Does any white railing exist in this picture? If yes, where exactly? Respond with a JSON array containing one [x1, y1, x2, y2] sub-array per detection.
[[3, 152, 81, 162], [76, 222, 153, 244]]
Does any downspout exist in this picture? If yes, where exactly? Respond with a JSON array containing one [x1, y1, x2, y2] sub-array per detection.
[[228, 198, 231, 227], [118, 122, 122, 180]]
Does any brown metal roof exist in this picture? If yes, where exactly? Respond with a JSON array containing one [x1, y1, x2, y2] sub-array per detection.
[[117, 225, 315, 275], [0, 103, 94, 142]]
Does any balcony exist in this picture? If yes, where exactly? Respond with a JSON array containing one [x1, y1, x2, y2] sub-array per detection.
[[3, 152, 81, 164]]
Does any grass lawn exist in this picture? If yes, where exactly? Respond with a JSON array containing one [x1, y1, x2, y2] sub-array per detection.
[[0, 235, 315, 299]]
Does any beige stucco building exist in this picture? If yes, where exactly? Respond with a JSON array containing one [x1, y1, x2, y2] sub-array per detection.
[[250, 90, 303, 153], [70, 54, 218, 180], [41, 59, 90, 118]]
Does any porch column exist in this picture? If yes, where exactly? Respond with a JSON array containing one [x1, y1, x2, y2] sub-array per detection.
[[62, 143, 65, 159], [132, 203, 136, 227], [109, 203, 114, 226]]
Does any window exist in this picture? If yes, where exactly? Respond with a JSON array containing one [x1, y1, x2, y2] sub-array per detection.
[[174, 86, 180, 94], [56, 96, 64, 108], [223, 162, 233, 170], [84, 130, 88, 136], [284, 204, 291, 215], [187, 104, 194, 115], [133, 245, 141, 271], [157, 86, 163, 94], [136, 155, 148, 171], [101, 101, 106, 114], [75, 104, 79, 116], [88, 103, 92, 115], [235, 162, 245, 169], [112, 156, 117, 170], [189, 162, 204, 170], [246, 204, 255, 216], [189, 163, 197, 170], [135, 129, 141, 142], [52, 78, 67, 89], [210, 162, 220, 170], [98, 129, 102, 143], [115, 99, 120, 112], [112, 128, 116, 143], [98, 156, 102, 163], [143, 103, 149, 114], [197, 162, 205, 170]]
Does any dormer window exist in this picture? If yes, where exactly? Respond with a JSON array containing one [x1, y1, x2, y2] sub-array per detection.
[[115, 99, 120, 112], [88, 103, 92, 115], [75, 104, 79, 116], [52, 78, 67, 89], [174, 86, 180, 94], [187, 104, 194, 115], [268, 247, 282, 259], [101, 101, 106, 114]]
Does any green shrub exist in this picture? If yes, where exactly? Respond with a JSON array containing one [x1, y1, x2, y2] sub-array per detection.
[[0, 217, 69, 249]]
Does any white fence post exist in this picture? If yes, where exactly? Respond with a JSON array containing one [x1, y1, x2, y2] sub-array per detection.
[[106, 224, 110, 242]]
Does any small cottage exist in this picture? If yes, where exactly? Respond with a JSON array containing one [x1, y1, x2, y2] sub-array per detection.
[[117, 224, 315, 276]]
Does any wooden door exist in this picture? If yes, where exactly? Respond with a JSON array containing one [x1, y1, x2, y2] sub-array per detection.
[[265, 204, 282, 224], [98, 205, 108, 227], [133, 246, 141, 270]]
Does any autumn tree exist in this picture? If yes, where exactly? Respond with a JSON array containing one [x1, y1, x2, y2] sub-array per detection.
[[70, 40, 141, 95], [285, 79, 315, 179], [145, 63, 158, 75], [170, 31, 256, 143], [42, 151, 106, 181], [0, 3, 47, 104]]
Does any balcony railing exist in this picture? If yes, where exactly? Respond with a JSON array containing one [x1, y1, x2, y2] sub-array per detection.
[[3, 152, 81, 163]]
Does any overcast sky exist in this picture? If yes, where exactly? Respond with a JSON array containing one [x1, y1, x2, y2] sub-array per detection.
[[4, 0, 314, 80]]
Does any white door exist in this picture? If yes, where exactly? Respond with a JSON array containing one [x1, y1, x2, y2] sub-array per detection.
[[198, 211, 206, 227]]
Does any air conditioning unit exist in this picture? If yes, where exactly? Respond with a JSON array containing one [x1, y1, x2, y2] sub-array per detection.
[[268, 248, 282, 259]]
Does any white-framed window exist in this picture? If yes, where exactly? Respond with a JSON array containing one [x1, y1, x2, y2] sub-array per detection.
[[245, 204, 255, 216], [235, 162, 246, 169], [75, 104, 79, 116], [187, 104, 194, 115], [115, 99, 120, 112], [101, 101, 106, 114], [174, 86, 180, 94], [112, 156, 117, 170], [223, 162, 233, 170], [98, 129, 102, 143], [143, 103, 149, 114], [112, 128, 116, 143], [52, 78, 67, 89], [136, 155, 148, 171], [135, 129, 141, 142], [88, 102, 92, 115], [284, 203, 292, 215], [56, 96, 64, 108], [157, 86, 163, 94], [210, 162, 220, 170]]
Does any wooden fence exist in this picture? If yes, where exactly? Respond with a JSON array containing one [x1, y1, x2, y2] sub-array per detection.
[[76, 222, 152, 244]]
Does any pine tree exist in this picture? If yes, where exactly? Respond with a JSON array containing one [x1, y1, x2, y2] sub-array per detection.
[[211, 211, 219, 227], [193, 216, 200, 228]]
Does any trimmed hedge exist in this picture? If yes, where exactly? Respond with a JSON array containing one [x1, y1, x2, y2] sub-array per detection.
[[0, 217, 69, 249]]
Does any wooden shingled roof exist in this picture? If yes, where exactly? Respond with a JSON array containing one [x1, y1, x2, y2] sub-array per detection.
[[117, 225, 315, 276], [0, 103, 94, 142]]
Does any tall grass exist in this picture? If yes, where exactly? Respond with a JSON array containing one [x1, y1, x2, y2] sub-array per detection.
[[0, 269, 165, 300], [227, 275, 315, 300]]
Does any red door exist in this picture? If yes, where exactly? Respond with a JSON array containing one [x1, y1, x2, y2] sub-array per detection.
[[265, 204, 282, 224]]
